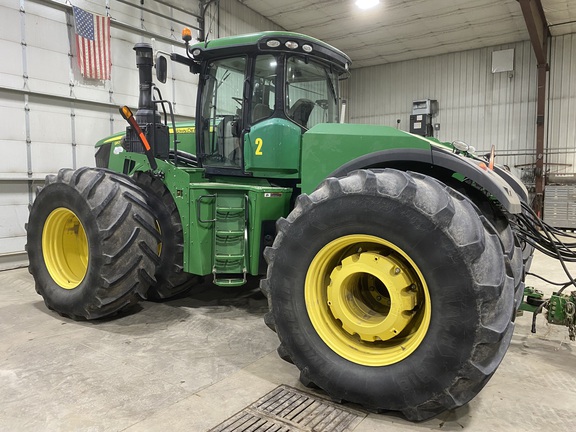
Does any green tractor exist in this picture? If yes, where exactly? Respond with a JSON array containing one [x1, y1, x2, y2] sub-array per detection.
[[27, 30, 560, 420]]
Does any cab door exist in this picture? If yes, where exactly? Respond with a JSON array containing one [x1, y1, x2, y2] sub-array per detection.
[[243, 54, 301, 178], [197, 56, 247, 172]]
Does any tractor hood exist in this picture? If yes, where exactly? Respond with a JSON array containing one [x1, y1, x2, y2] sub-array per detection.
[[94, 122, 196, 169], [300, 123, 524, 214]]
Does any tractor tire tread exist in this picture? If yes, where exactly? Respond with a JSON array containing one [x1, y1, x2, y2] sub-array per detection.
[[132, 172, 197, 300], [27, 168, 157, 320], [261, 168, 515, 421]]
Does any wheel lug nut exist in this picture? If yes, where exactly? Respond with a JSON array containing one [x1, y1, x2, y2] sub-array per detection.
[[394, 267, 401, 274]]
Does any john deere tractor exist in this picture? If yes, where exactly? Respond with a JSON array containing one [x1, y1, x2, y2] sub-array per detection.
[[28, 30, 567, 420]]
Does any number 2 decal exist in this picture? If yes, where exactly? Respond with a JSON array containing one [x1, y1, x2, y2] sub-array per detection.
[[255, 138, 263, 156]]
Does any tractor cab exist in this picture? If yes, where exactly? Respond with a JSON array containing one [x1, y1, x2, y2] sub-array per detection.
[[160, 31, 351, 179]]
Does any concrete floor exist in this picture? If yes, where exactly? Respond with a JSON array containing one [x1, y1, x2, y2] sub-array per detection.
[[1, 249, 575, 432]]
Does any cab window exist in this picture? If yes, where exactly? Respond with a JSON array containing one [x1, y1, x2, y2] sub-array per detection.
[[285, 56, 339, 129], [251, 55, 277, 124]]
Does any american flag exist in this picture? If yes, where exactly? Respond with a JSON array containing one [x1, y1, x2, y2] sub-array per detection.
[[73, 6, 111, 80]]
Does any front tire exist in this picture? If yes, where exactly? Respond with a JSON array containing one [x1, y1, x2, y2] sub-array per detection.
[[262, 169, 515, 421], [27, 168, 159, 320]]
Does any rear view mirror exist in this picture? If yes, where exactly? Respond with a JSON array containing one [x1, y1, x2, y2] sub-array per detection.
[[156, 55, 167, 83]]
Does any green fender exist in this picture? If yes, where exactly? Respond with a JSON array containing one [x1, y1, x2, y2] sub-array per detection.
[[328, 146, 523, 214]]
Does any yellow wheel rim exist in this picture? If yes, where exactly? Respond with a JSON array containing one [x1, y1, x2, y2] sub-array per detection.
[[42, 208, 89, 289], [305, 234, 431, 366]]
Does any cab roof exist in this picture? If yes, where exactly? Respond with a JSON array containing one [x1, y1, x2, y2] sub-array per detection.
[[188, 31, 351, 72]]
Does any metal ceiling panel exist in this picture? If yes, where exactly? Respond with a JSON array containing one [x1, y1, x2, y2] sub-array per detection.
[[542, 0, 576, 36], [239, 0, 531, 67], [153, 1, 576, 67]]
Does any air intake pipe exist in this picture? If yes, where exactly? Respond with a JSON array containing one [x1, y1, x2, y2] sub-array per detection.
[[124, 43, 169, 161], [134, 43, 159, 125]]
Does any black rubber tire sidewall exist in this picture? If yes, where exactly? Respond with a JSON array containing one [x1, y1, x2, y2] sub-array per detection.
[[27, 168, 158, 320], [444, 179, 525, 312], [266, 170, 514, 419], [272, 194, 482, 411], [27, 183, 105, 314]]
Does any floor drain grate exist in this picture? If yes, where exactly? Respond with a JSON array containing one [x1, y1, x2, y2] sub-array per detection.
[[209, 384, 366, 432]]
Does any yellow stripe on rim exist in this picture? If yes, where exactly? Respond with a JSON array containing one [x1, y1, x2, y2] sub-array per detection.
[[42, 208, 89, 289], [305, 234, 431, 366]]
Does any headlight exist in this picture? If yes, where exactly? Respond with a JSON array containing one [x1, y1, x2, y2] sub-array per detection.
[[452, 140, 469, 152]]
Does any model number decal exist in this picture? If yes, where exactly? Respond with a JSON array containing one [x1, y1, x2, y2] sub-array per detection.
[[255, 138, 263, 155]]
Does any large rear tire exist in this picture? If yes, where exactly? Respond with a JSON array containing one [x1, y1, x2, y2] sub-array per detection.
[[27, 168, 159, 320], [262, 169, 515, 421], [132, 172, 198, 300]]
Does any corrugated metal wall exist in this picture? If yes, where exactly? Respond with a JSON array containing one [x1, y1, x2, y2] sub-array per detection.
[[347, 34, 576, 190], [348, 40, 540, 184], [219, 0, 284, 37], [0, 0, 279, 269], [548, 33, 576, 177]]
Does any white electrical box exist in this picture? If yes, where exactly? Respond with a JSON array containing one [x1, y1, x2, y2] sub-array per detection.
[[412, 99, 438, 116], [492, 49, 514, 73]]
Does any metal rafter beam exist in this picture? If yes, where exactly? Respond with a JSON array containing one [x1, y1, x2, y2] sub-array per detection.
[[518, 0, 549, 65], [518, 0, 550, 214]]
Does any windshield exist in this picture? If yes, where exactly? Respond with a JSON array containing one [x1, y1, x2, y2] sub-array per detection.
[[285, 56, 339, 129], [199, 56, 246, 167]]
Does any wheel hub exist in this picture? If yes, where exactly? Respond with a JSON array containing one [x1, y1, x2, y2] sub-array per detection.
[[305, 234, 431, 366], [327, 252, 418, 342]]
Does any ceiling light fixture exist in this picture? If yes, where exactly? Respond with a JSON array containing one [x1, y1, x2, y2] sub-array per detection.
[[355, 0, 380, 10]]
